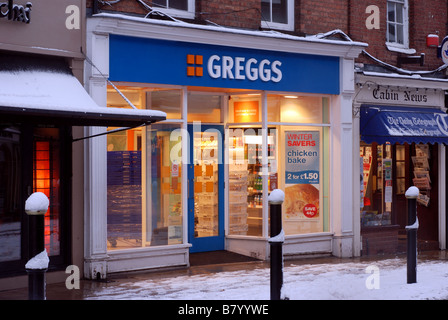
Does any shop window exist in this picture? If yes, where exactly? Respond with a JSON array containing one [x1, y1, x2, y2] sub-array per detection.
[[107, 86, 184, 250], [146, 123, 183, 246], [228, 128, 277, 236], [187, 93, 222, 123], [0, 126, 69, 274], [280, 126, 329, 235], [33, 128, 61, 256], [0, 127, 21, 263], [267, 95, 329, 124], [106, 123, 183, 250], [107, 127, 143, 250], [148, 89, 182, 120]]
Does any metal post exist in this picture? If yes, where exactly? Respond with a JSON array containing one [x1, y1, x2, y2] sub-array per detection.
[[25, 192, 49, 300], [405, 187, 419, 284], [268, 191, 284, 300], [27, 214, 46, 300]]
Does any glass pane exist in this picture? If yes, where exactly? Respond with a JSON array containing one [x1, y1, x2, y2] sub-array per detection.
[[396, 3, 404, 23], [272, 95, 324, 123], [261, 0, 271, 22], [387, 2, 395, 22], [148, 89, 182, 120], [147, 124, 183, 246], [396, 24, 404, 44], [169, 0, 188, 10], [0, 127, 21, 262], [272, 0, 288, 24], [34, 128, 61, 256], [107, 127, 143, 250], [388, 24, 396, 42], [187, 93, 222, 123], [193, 130, 219, 238], [228, 128, 276, 236], [396, 145, 405, 160], [397, 162, 405, 177], [283, 129, 321, 234], [152, 0, 167, 8], [397, 178, 405, 194]]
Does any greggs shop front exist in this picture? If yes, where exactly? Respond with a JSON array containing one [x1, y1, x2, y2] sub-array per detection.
[[85, 14, 366, 278]]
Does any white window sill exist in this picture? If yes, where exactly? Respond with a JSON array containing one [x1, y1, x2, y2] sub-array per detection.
[[386, 43, 416, 55], [261, 20, 294, 32]]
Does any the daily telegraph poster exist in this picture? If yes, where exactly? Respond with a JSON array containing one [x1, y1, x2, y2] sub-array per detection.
[[284, 131, 320, 220]]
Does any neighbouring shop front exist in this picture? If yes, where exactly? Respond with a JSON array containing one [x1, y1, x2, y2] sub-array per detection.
[[0, 1, 166, 290], [354, 72, 448, 255], [85, 13, 367, 278]]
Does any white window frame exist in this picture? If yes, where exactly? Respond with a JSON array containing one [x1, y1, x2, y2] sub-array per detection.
[[386, 0, 409, 49], [261, 0, 294, 31], [151, 0, 195, 20]]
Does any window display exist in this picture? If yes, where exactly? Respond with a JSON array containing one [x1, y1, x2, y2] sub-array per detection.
[[228, 128, 277, 236]]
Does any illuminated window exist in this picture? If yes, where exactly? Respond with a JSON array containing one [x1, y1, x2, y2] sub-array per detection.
[[33, 136, 60, 256]]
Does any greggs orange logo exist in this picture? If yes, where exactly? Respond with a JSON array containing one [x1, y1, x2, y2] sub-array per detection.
[[187, 54, 282, 83], [187, 54, 203, 77]]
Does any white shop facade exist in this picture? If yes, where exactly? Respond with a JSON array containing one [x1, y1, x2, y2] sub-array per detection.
[[84, 14, 366, 278]]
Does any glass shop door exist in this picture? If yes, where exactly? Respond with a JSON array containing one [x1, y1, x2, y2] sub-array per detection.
[[187, 124, 224, 253]]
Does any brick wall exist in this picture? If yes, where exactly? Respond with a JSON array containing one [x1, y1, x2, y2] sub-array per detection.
[[87, 0, 447, 72], [296, 0, 349, 36], [197, 0, 261, 29], [88, 0, 147, 15], [348, 0, 447, 71]]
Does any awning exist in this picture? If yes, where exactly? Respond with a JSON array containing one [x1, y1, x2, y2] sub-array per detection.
[[360, 104, 448, 144], [0, 53, 166, 127]]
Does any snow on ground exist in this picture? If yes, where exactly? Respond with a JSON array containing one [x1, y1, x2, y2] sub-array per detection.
[[85, 257, 448, 300]]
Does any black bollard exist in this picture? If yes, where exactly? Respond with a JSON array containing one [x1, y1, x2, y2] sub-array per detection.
[[25, 192, 49, 300], [268, 191, 284, 300], [27, 268, 47, 300], [26, 214, 46, 300], [405, 187, 418, 284]]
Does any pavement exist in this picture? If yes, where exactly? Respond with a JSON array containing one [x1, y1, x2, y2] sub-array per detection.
[[0, 250, 447, 300]]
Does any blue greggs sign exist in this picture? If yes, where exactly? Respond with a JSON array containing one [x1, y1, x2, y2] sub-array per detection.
[[109, 34, 340, 94]]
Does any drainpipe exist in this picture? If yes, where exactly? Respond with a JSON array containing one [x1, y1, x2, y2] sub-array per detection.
[[93, 0, 99, 14]]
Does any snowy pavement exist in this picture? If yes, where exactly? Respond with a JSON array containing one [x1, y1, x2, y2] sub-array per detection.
[[84, 255, 448, 300]]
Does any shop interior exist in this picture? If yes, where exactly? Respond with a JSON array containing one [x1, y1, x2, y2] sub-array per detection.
[[360, 141, 439, 253], [105, 84, 330, 251]]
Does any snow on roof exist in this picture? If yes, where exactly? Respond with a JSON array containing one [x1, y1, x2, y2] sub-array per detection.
[[92, 13, 367, 48], [0, 69, 166, 119]]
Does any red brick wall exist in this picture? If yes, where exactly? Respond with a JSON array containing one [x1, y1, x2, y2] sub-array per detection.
[[88, 0, 147, 15], [87, 0, 262, 29], [296, 0, 349, 36], [197, 0, 261, 29], [87, 0, 447, 71], [348, 0, 447, 71]]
